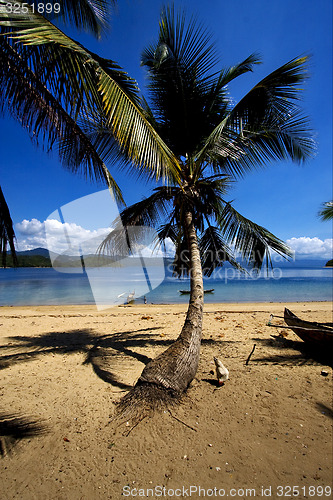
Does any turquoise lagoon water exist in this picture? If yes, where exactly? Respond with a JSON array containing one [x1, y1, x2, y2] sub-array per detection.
[[0, 261, 332, 306]]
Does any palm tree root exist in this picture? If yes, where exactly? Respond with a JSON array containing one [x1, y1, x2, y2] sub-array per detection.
[[115, 382, 183, 423]]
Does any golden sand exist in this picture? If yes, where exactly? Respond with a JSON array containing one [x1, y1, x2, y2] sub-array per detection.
[[1, 302, 332, 499]]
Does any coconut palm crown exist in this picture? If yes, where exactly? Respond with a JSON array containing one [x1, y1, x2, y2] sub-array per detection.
[[101, 6, 314, 275]]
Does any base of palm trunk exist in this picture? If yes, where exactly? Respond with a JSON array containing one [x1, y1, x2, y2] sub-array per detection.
[[116, 381, 182, 421], [116, 325, 202, 421]]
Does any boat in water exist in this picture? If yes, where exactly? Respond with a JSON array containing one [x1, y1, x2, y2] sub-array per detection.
[[179, 288, 214, 295]]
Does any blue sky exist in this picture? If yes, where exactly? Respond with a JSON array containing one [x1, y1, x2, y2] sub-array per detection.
[[1, 0, 332, 258]]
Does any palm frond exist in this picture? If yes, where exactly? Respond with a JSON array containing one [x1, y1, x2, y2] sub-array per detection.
[[153, 5, 218, 78], [199, 224, 241, 277], [97, 223, 137, 258], [1, 0, 112, 38], [0, 36, 124, 202], [98, 187, 176, 256], [177, 175, 232, 234], [157, 220, 178, 244], [244, 112, 315, 164], [207, 112, 314, 177], [0, 411, 47, 457], [219, 203, 292, 269], [196, 56, 315, 177], [0, 3, 181, 182], [192, 175, 232, 209], [233, 55, 310, 116], [141, 6, 221, 156], [0, 186, 17, 267], [318, 201, 333, 222], [52, 0, 112, 38], [172, 232, 190, 277], [197, 53, 261, 134]]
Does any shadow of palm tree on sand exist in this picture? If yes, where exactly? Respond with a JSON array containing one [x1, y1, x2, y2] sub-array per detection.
[[0, 326, 176, 390], [0, 326, 176, 454], [0, 412, 47, 457], [251, 334, 333, 368], [0, 325, 244, 454]]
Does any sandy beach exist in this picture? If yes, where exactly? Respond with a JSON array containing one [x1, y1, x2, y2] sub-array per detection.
[[0, 301, 332, 499]]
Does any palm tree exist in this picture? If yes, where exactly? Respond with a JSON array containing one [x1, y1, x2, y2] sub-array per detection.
[[0, 0, 180, 263], [100, 7, 315, 413]]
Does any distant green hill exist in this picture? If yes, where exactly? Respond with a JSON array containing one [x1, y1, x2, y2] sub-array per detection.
[[3, 248, 162, 268], [4, 251, 52, 267], [18, 247, 51, 258], [4, 247, 332, 269]]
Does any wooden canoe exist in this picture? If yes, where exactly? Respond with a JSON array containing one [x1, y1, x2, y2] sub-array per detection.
[[284, 308, 333, 346]]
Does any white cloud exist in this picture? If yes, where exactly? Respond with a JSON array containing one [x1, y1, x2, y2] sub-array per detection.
[[16, 218, 44, 235], [16, 218, 111, 255], [286, 237, 333, 258], [162, 238, 176, 257], [15, 218, 171, 258]]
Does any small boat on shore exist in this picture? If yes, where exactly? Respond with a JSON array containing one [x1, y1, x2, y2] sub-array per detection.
[[268, 308, 333, 347], [283, 308, 333, 346], [179, 288, 214, 295], [126, 291, 135, 304]]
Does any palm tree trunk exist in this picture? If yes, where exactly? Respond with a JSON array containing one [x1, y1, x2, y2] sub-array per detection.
[[135, 210, 204, 394]]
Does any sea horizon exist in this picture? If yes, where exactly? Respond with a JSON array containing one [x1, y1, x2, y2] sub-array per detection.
[[1, 258, 332, 307]]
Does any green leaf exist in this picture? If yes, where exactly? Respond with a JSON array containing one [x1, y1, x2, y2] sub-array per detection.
[[0, 1, 182, 182], [0, 186, 17, 267], [219, 203, 293, 269], [1, 0, 112, 38], [196, 56, 315, 177], [0, 35, 123, 202], [199, 224, 242, 276], [318, 201, 333, 221]]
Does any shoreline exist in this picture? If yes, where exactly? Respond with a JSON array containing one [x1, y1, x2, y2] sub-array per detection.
[[0, 300, 332, 315]]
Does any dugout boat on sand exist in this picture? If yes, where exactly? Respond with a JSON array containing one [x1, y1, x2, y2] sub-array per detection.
[[268, 308, 333, 347], [283, 308, 333, 346]]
